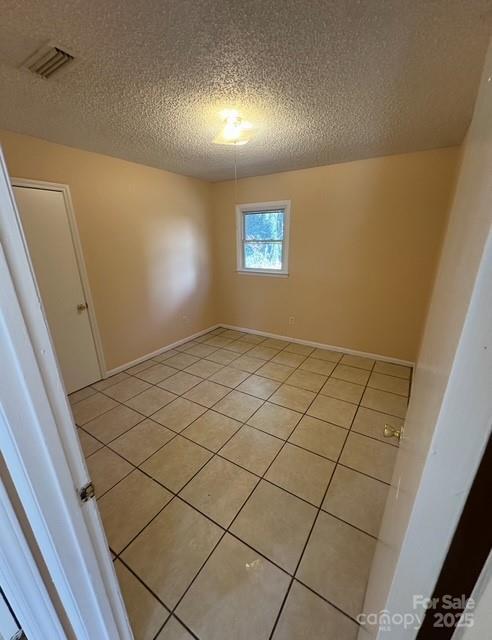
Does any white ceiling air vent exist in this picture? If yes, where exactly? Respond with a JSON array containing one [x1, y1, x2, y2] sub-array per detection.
[[22, 43, 74, 79]]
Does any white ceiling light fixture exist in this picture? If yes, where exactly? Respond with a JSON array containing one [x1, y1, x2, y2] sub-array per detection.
[[213, 109, 254, 145]]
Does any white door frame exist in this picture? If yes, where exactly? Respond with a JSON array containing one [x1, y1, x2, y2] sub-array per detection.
[[11, 177, 106, 379], [0, 149, 133, 639]]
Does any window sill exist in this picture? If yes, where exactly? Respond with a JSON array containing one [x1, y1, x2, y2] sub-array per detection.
[[236, 269, 289, 278]]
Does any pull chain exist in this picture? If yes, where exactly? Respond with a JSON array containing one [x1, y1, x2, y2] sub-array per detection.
[[234, 142, 238, 203]]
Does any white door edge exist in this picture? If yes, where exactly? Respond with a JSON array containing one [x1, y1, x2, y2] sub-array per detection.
[[0, 149, 133, 639], [11, 177, 107, 378]]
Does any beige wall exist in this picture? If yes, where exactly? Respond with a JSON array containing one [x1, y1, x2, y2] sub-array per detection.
[[212, 148, 460, 362], [0, 129, 460, 370], [0, 130, 215, 371]]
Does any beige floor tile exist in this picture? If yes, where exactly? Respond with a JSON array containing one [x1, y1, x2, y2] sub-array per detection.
[[71, 392, 119, 425], [185, 359, 224, 379], [122, 499, 222, 608], [230, 354, 265, 373], [180, 457, 258, 527], [320, 378, 364, 404], [104, 377, 152, 402], [205, 349, 239, 365], [142, 436, 212, 491], [236, 374, 280, 399], [115, 561, 169, 640], [307, 395, 357, 428], [361, 387, 407, 418], [220, 425, 283, 475], [98, 469, 172, 552], [125, 387, 177, 416], [352, 406, 402, 446], [213, 390, 263, 422], [231, 481, 316, 572], [125, 359, 158, 375], [204, 335, 234, 347], [272, 350, 306, 367], [183, 343, 218, 358], [176, 534, 289, 640], [239, 333, 266, 344], [322, 466, 389, 536], [221, 329, 245, 339], [92, 371, 130, 391], [311, 348, 342, 363], [248, 345, 280, 360], [224, 340, 254, 354], [340, 433, 397, 483], [284, 343, 315, 356], [208, 365, 250, 388], [134, 363, 178, 384], [297, 512, 375, 618], [285, 369, 327, 392], [331, 363, 370, 385], [373, 361, 412, 379], [153, 349, 180, 362], [152, 398, 206, 432], [83, 404, 143, 443], [300, 358, 336, 376], [86, 447, 133, 496], [183, 380, 230, 408], [182, 410, 241, 451], [340, 354, 375, 371], [110, 419, 175, 465], [266, 444, 335, 506], [273, 580, 358, 640], [165, 353, 200, 370], [78, 428, 102, 457], [208, 327, 227, 335], [269, 384, 316, 413], [256, 361, 295, 382], [263, 338, 289, 350], [175, 340, 197, 352], [156, 616, 193, 640], [368, 372, 410, 397], [248, 402, 302, 439], [158, 371, 203, 395], [69, 386, 97, 405], [288, 415, 346, 461]]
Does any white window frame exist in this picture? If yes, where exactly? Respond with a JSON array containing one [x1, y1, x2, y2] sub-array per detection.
[[236, 200, 291, 276]]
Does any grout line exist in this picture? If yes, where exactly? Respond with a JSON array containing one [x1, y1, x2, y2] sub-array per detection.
[[267, 358, 379, 638]]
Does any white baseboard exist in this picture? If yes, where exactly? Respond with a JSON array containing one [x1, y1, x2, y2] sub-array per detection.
[[220, 323, 415, 367], [105, 321, 414, 377], [104, 324, 221, 377]]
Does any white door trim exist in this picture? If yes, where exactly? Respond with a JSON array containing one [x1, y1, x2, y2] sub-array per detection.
[[1, 149, 132, 639], [0, 474, 66, 640], [11, 177, 106, 378]]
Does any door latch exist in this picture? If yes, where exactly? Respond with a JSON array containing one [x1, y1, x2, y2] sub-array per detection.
[[77, 302, 88, 312], [79, 481, 95, 502]]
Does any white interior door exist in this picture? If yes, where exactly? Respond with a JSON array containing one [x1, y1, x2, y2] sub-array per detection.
[[13, 185, 101, 393], [360, 41, 492, 639]]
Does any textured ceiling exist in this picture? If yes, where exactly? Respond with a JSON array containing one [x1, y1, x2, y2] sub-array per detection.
[[0, 1, 491, 181]]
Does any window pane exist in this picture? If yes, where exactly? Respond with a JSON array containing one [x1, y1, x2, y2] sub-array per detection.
[[244, 211, 284, 240], [244, 242, 283, 270]]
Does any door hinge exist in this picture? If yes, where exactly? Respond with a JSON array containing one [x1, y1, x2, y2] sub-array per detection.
[[79, 481, 95, 502]]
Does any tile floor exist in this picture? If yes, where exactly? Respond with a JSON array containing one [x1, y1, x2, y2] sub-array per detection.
[[70, 327, 411, 640]]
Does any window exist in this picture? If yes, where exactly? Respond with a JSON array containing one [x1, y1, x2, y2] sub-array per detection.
[[236, 201, 291, 275]]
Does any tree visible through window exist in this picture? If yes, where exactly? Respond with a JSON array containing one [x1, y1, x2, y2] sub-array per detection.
[[236, 202, 291, 274]]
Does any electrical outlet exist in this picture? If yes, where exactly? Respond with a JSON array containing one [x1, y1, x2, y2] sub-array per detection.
[[288, 316, 295, 326]]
